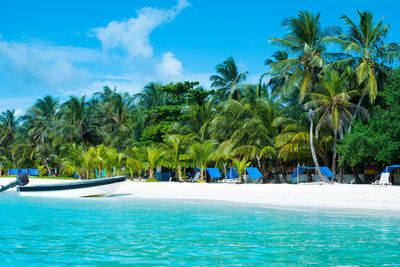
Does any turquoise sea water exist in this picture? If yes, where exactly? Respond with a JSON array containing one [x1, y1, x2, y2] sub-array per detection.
[[1, 192, 400, 266]]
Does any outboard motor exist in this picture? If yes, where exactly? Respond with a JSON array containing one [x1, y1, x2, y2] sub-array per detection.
[[0, 174, 29, 192]]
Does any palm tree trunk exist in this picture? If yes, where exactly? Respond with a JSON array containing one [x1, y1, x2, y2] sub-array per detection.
[[280, 163, 288, 183], [338, 130, 345, 183], [223, 163, 227, 179], [11, 151, 16, 169], [177, 163, 183, 182], [308, 110, 329, 183], [43, 158, 51, 176], [338, 155, 344, 183], [138, 169, 142, 182], [348, 93, 366, 133], [331, 130, 338, 176]]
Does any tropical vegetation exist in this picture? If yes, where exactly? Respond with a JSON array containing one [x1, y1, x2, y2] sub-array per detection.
[[1, 11, 399, 184]]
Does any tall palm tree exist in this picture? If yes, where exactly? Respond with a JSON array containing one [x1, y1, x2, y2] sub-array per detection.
[[162, 134, 189, 181], [304, 70, 364, 176], [56, 96, 102, 145], [324, 11, 400, 103], [0, 110, 20, 168], [264, 51, 290, 96], [308, 109, 329, 182], [210, 57, 248, 100], [102, 92, 135, 149], [269, 11, 340, 100], [189, 140, 217, 181], [23, 96, 59, 173], [179, 98, 216, 141]]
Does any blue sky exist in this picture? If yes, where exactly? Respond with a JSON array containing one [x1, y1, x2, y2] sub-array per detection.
[[0, 0, 398, 113]]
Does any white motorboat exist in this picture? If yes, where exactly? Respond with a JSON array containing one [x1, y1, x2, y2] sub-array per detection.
[[0, 175, 127, 197]]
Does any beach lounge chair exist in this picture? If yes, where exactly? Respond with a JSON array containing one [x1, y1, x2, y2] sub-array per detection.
[[206, 168, 222, 183], [246, 167, 264, 183], [189, 171, 201, 182], [226, 168, 239, 183], [372, 172, 392, 186]]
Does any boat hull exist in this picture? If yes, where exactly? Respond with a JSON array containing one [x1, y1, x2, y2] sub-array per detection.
[[17, 176, 127, 198]]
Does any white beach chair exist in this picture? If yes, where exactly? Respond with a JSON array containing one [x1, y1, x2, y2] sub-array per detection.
[[372, 172, 392, 186], [189, 172, 200, 182], [243, 174, 253, 184]]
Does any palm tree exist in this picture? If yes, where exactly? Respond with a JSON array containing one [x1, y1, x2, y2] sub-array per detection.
[[179, 99, 216, 141], [213, 140, 235, 179], [269, 11, 340, 100], [189, 140, 217, 181], [92, 144, 108, 178], [0, 110, 20, 168], [210, 57, 248, 100], [308, 109, 329, 182], [274, 116, 310, 182], [162, 134, 189, 181], [324, 11, 400, 104], [143, 144, 165, 179], [125, 147, 145, 180], [231, 158, 251, 183], [304, 70, 364, 176], [61, 143, 91, 179], [134, 82, 166, 109], [102, 92, 135, 149], [264, 51, 290, 96], [23, 96, 59, 173], [56, 96, 102, 145]]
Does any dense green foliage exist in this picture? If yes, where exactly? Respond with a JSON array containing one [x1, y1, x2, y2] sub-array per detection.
[[338, 70, 400, 167], [0, 11, 399, 183]]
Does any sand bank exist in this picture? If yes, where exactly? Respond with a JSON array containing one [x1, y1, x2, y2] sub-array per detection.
[[1, 178, 400, 212]]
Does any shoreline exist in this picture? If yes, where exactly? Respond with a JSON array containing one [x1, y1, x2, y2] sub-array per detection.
[[1, 178, 400, 213]]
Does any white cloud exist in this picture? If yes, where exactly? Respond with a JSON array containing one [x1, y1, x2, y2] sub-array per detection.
[[0, 97, 37, 113], [0, 0, 218, 113], [0, 38, 99, 92], [94, 0, 190, 58], [14, 109, 24, 117], [156, 52, 183, 79]]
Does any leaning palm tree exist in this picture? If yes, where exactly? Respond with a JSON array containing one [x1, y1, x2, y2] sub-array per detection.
[[308, 109, 329, 183], [324, 11, 400, 104], [210, 57, 248, 101], [269, 11, 340, 100], [189, 140, 217, 182], [304, 70, 365, 176]]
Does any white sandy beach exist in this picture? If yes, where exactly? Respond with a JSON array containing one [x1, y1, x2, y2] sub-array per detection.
[[2, 177, 400, 212]]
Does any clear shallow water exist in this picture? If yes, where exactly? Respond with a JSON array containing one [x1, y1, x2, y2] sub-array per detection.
[[1, 192, 400, 266]]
